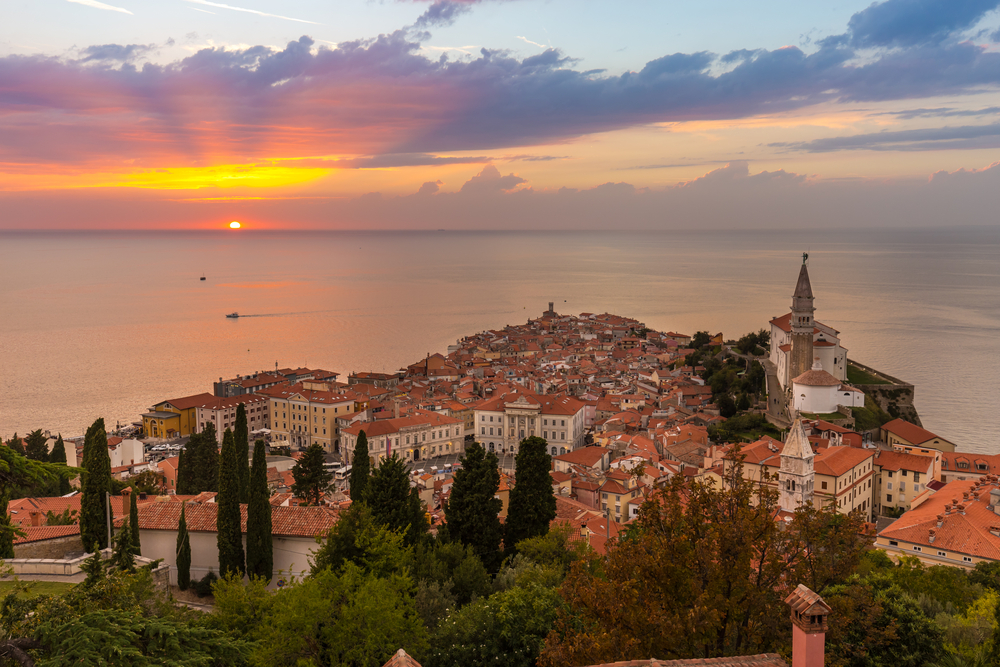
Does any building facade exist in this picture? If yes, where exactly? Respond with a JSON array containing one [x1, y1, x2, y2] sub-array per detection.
[[473, 391, 587, 456]]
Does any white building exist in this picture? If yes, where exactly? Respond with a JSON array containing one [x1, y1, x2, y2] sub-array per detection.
[[341, 410, 464, 465], [108, 437, 145, 469], [791, 360, 866, 414], [472, 390, 587, 456], [778, 419, 815, 513], [194, 394, 269, 439], [124, 499, 338, 588]]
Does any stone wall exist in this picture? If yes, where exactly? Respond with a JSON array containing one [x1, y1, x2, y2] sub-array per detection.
[[3, 548, 170, 586], [13, 534, 84, 560], [847, 359, 921, 426]]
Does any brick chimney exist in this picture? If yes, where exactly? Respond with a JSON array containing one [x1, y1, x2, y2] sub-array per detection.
[[785, 584, 831, 667], [29, 511, 42, 527]]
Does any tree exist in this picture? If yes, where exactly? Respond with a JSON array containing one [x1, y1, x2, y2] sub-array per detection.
[[311, 502, 411, 579], [6, 434, 24, 456], [24, 429, 48, 461], [48, 434, 67, 464], [292, 443, 332, 506], [216, 428, 245, 578], [80, 418, 112, 551], [540, 456, 856, 667], [0, 493, 18, 559], [176, 503, 192, 591], [175, 446, 192, 496], [235, 403, 250, 504], [112, 521, 138, 573], [183, 423, 220, 494], [365, 454, 427, 546], [129, 491, 140, 553], [128, 470, 164, 496], [505, 436, 557, 555], [350, 430, 371, 501], [246, 440, 273, 582], [445, 442, 503, 572], [412, 539, 492, 607]]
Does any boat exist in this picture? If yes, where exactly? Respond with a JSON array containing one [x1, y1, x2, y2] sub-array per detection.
[[200, 274, 206, 281], [226, 312, 240, 318]]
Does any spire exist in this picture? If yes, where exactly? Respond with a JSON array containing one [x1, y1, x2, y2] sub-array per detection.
[[782, 419, 813, 460], [793, 259, 813, 300]]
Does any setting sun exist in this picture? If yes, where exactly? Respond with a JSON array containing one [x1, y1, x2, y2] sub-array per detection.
[[229, 221, 241, 229]]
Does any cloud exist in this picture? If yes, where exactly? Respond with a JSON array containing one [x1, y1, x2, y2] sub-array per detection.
[[413, 1, 473, 28], [771, 123, 1000, 152], [459, 164, 526, 193], [323, 153, 493, 168], [417, 180, 443, 194], [183, 0, 321, 25], [877, 106, 1000, 119], [66, 0, 132, 14], [845, 0, 1000, 47], [78, 43, 155, 63]]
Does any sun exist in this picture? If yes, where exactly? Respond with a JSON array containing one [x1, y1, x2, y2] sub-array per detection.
[[229, 221, 241, 229]]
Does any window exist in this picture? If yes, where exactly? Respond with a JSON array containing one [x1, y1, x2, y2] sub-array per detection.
[[938, 551, 946, 557], [914, 472, 920, 483], [543, 431, 548, 439], [886, 494, 893, 502], [821, 481, 828, 490], [561, 432, 566, 440], [561, 420, 566, 427], [964, 556, 973, 563], [602, 493, 608, 499], [912, 546, 921, 553], [889, 540, 898, 546], [489, 428, 494, 436], [489, 416, 494, 422], [900, 482, 906, 492], [887, 482, 893, 490], [887, 471, 893, 478]]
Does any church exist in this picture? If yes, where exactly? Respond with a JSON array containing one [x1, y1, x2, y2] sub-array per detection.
[[768, 254, 848, 391]]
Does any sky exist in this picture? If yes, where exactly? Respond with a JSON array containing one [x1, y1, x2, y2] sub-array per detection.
[[3, 0, 1000, 229]]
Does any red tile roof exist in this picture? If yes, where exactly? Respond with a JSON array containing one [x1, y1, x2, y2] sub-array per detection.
[[882, 418, 941, 445], [119, 501, 338, 538], [14, 524, 81, 545], [553, 446, 608, 468]]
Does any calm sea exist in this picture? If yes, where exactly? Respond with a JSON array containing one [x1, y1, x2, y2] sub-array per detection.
[[1, 228, 998, 453]]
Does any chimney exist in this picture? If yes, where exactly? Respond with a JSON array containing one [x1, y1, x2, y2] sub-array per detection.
[[937, 514, 944, 528], [958, 503, 967, 515], [991, 526, 1000, 538], [785, 584, 831, 667], [929, 528, 936, 543], [29, 511, 42, 527]]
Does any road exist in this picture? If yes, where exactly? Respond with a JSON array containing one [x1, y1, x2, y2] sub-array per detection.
[[405, 451, 517, 475]]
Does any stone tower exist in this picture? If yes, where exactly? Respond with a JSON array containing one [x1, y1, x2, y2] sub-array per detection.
[[779, 419, 814, 512], [789, 253, 815, 384]]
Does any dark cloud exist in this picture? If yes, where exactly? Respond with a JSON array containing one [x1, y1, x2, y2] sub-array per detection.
[[771, 123, 1000, 152], [327, 153, 492, 168], [78, 43, 156, 63], [413, 0, 473, 28], [417, 180, 443, 194], [846, 0, 1000, 47], [878, 106, 1000, 119], [459, 164, 526, 193]]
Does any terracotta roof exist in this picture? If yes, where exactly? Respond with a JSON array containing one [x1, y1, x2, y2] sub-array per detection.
[[874, 449, 935, 473], [882, 418, 942, 446], [784, 584, 831, 616], [879, 477, 1000, 560], [791, 368, 841, 387], [813, 447, 873, 477], [120, 501, 338, 538], [155, 393, 217, 410], [14, 524, 81, 545], [553, 446, 608, 468]]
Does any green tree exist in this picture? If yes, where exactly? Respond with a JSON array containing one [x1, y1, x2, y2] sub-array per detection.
[[176, 503, 192, 591], [175, 445, 193, 495], [505, 435, 557, 555], [311, 501, 411, 579], [445, 442, 503, 571], [6, 434, 24, 456], [216, 428, 245, 578], [234, 403, 250, 504], [365, 454, 428, 546], [112, 521, 138, 573], [246, 439, 273, 582], [129, 490, 140, 553], [0, 492, 19, 559], [80, 418, 112, 551], [413, 538, 492, 607], [186, 423, 220, 493], [350, 430, 371, 501], [432, 583, 562, 667], [45, 507, 79, 526], [128, 469, 164, 496], [252, 565, 428, 667], [292, 443, 332, 506], [24, 429, 49, 461], [49, 434, 72, 496]]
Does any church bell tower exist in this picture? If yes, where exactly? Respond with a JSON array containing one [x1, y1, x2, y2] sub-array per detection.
[[789, 253, 815, 383], [779, 419, 815, 512]]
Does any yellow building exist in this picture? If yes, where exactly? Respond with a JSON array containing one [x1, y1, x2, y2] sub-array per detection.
[[881, 418, 956, 453], [142, 393, 215, 438], [260, 383, 359, 453]]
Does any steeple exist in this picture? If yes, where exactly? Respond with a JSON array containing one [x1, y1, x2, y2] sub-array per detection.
[[789, 254, 816, 383], [779, 419, 815, 512]]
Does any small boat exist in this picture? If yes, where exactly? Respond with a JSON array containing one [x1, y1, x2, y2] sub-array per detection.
[[226, 312, 240, 318], [200, 274, 206, 281]]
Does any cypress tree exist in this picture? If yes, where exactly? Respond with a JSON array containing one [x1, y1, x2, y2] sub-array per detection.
[[365, 454, 427, 546], [216, 428, 245, 578], [176, 503, 192, 590], [24, 429, 48, 461], [200, 423, 220, 493], [445, 442, 503, 571], [80, 418, 112, 551], [246, 440, 273, 582], [349, 430, 370, 501], [176, 447, 192, 495], [504, 435, 557, 555], [0, 493, 16, 559], [235, 404, 250, 504], [49, 435, 70, 495], [129, 490, 141, 553], [292, 443, 333, 506], [7, 434, 24, 456], [49, 434, 67, 463], [113, 520, 137, 572]]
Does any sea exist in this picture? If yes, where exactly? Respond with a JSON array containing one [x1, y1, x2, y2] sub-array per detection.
[[1, 228, 998, 453]]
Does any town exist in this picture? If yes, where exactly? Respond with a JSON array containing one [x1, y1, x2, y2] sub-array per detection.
[[2, 258, 996, 667]]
